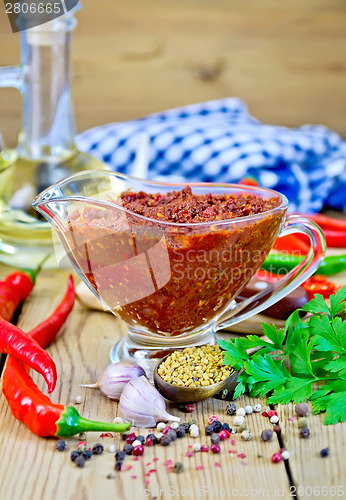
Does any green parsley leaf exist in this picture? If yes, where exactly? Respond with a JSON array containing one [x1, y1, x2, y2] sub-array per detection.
[[329, 287, 346, 319], [302, 293, 331, 316], [313, 391, 346, 425], [324, 355, 346, 379], [267, 377, 314, 405], [220, 286, 346, 425], [310, 315, 346, 354]]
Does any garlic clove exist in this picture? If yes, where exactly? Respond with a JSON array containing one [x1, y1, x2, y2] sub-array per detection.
[[80, 362, 146, 400], [119, 376, 180, 428]]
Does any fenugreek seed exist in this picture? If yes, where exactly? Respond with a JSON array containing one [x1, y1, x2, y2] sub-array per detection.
[[158, 345, 233, 387]]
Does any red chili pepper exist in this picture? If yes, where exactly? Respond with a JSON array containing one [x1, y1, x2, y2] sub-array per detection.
[[304, 214, 346, 231], [273, 234, 310, 255], [2, 275, 131, 438], [238, 176, 259, 186], [0, 267, 57, 393], [29, 275, 75, 348], [0, 320, 57, 393], [0, 271, 34, 322], [301, 275, 337, 300], [321, 229, 346, 248]]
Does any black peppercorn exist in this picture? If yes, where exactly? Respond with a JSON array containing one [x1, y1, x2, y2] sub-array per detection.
[[205, 425, 214, 436], [75, 454, 85, 468], [70, 450, 80, 462], [211, 433, 221, 444], [211, 420, 222, 433], [261, 429, 273, 442], [114, 461, 123, 471], [146, 433, 158, 445], [136, 435, 145, 444], [295, 403, 309, 417], [180, 423, 190, 432], [221, 423, 231, 432], [115, 450, 126, 462], [123, 444, 133, 455], [226, 403, 237, 415], [167, 429, 177, 441], [121, 432, 130, 441], [299, 427, 310, 439], [320, 447, 329, 458], [160, 435, 172, 446], [176, 426, 186, 438], [55, 440, 66, 452], [83, 449, 92, 460], [92, 443, 104, 455]]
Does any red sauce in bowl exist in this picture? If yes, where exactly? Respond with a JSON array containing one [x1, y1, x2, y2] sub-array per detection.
[[65, 186, 284, 337]]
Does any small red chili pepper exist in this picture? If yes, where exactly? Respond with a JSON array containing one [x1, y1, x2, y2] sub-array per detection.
[[0, 264, 57, 392], [0, 320, 57, 393], [2, 276, 131, 438], [0, 271, 34, 323], [301, 275, 337, 300]]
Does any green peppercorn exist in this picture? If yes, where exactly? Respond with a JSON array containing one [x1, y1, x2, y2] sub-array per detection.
[[188, 418, 197, 426], [172, 462, 184, 473], [298, 418, 308, 429], [238, 423, 248, 432]]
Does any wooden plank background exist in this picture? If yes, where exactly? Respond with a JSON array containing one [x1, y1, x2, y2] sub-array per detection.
[[0, 266, 345, 500], [0, 0, 346, 148]]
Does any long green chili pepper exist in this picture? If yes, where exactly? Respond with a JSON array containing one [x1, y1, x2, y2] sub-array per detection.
[[262, 252, 346, 276]]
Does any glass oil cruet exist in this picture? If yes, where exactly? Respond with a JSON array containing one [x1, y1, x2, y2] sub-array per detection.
[[0, 5, 107, 268]]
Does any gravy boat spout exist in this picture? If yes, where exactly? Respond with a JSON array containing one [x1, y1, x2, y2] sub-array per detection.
[[33, 170, 325, 374]]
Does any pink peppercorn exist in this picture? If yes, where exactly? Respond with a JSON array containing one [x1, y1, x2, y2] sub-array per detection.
[[211, 444, 221, 454], [201, 445, 209, 452], [271, 453, 282, 463], [146, 438, 153, 447], [185, 405, 195, 413], [126, 433, 137, 444], [261, 412, 268, 417], [219, 430, 230, 441], [162, 427, 172, 435], [208, 415, 219, 424], [132, 445, 144, 456], [267, 410, 278, 418]]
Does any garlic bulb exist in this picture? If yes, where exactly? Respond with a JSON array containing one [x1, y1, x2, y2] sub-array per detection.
[[119, 376, 180, 427], [80, 362, 146, 400]]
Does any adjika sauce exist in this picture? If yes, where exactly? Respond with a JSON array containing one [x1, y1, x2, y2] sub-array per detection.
[[65, 187, 283, 336]]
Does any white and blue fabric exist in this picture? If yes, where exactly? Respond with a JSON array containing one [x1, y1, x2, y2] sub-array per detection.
[[76, 98, 346, 213]]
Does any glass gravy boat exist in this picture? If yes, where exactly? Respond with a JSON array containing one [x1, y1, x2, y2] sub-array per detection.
[[33, 170, 325, 366]]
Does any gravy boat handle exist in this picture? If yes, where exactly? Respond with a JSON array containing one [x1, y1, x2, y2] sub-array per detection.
[[215, 215, 326, 331]]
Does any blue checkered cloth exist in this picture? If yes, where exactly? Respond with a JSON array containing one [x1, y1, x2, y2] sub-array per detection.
[[76, 98, 346, 213]]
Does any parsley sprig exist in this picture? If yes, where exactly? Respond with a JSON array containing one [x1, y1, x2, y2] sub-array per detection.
[[219, 287, 346, 425]]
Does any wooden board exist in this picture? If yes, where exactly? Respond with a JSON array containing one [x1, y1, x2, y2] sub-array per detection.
[[0, 265, 345, 500], [1, 0, 346, 148]]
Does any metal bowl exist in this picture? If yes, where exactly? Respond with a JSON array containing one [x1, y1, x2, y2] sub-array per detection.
[[153, 354, 239, 404]]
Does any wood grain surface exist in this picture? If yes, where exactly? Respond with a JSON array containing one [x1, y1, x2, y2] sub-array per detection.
[[0, 264, 345, 500], [0, 0, 346, 148]]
